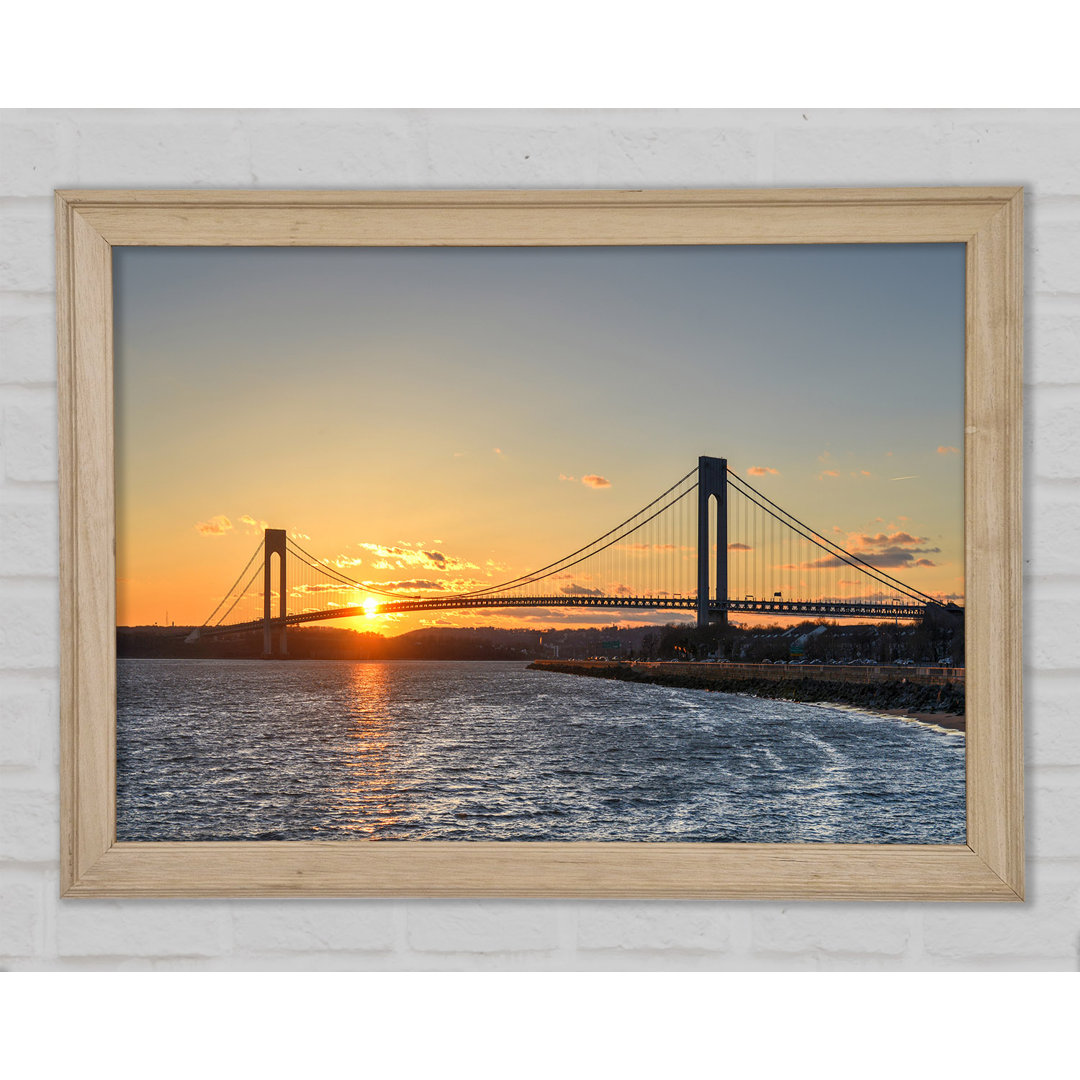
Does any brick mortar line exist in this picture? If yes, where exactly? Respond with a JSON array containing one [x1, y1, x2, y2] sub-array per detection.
[[2, 110, 1079, 969]]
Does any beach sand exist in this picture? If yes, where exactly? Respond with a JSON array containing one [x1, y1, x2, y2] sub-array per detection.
[[881, 708, 965, 732]]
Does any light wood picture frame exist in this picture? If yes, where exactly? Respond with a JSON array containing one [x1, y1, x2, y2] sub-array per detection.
[[57, 187, 1023, 899]]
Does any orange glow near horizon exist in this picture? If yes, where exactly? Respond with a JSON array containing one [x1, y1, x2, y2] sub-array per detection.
[[113, 245, 965, 634]]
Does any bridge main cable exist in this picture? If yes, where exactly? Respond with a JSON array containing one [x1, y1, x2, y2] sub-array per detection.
[[440, 467, 699, 599], [199, 538, 264, 627], [285, 537, 427, 599], [288, 467, 698, 603], [726, 469, 942, 606]]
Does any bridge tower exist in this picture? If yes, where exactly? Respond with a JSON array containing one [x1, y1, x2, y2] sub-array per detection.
[[697, 456, 728, 628], [263, 528, 288, 658]]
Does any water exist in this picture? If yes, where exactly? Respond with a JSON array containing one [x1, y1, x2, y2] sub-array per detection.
[[116, 659, 966, 843]]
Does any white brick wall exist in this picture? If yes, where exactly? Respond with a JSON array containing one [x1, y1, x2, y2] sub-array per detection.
[[1, 108, 1077, 971]]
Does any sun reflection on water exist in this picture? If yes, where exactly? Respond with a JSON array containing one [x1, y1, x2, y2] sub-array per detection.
[[335, 664, 401, 837]]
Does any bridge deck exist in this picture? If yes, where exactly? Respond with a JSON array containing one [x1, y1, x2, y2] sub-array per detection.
[[191, 594, 941, 640]]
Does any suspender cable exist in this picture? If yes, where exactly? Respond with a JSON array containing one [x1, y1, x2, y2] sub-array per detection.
[[727, 469, 941, 605]]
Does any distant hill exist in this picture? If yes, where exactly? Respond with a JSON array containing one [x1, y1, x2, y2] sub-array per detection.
[[117, 610, 961, 665]]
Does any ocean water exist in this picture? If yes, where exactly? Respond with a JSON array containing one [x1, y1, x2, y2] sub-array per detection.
[[116, 659, 966, 843]]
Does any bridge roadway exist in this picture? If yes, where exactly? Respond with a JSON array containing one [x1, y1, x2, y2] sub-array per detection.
[[190, 594, 935, 640]]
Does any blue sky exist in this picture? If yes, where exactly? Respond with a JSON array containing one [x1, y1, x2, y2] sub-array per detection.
[[114, 243, 965, 627]]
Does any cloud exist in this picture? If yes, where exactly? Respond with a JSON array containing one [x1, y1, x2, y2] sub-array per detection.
[[913, 558, 937, 567], [359, 542, 478, 572], [853, 531, 926, 550], [937, 445, 960, 455], [819, 470, 839, 479], [623, 542, 683, 552], [795, 530, 942, 571], [581, 475, 611, 489], [559, 473, 576, 482], [747, 466, 779, 476], [728, 542, 752, 551], [560, 584, 604, 596], [889, 476, 918, 482], [291, 582, 362, 595], [239, 514, 268, 533], [366, 578, 448, 592], [195, 515, 232, 537], [493, 447, 504, 456], [294, 576, 491, 598], [367, 575, 491, 595]]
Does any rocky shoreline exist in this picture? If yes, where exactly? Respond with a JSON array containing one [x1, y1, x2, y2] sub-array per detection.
[[528, 660, 965, 731]]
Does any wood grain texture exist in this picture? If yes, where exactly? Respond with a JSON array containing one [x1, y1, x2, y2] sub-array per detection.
[[66, 842, 1017, 900], [59, 197, 117, 893], [56, 187, 1024, 900], [964, 191, 1025, 898]]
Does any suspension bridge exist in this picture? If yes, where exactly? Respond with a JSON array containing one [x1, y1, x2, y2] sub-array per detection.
[[185, 456, 960, 657]]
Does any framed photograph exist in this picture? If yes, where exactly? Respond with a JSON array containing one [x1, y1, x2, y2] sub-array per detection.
[[58, 187, 1023, 899]]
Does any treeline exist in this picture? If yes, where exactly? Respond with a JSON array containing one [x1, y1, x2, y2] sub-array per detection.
[[117, 625, 547, 661], [117, 608, 962, 666], [642, 610, 963, 667]]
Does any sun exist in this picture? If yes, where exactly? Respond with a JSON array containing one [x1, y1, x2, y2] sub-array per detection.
[[363, 596, 380, 617]]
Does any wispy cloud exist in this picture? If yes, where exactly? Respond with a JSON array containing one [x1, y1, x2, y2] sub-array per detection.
[[291, 582, 362, 595], [366, 578, 447, 592], [937, 445, 960, 455], [728, 542, 752, 551], [792, 530, 942, 571], [889, 475, 918, 482], [239, 514, 268, 533], [558, 473, 576, 482], [581, 474, 611, 489], [195, 515, 232, 537], [493, 447, 504, 456], [359, 541, 478, 572], [818, 470, 839, 479], [747, 466, 779, 476], [560, 583, 603, 596], [356, 576, 492, 595], [852, 530, 933, 551]]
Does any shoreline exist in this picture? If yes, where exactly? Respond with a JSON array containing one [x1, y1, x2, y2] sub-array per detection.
[[529, 660, 965, 732], [878, 707, 965, 732]]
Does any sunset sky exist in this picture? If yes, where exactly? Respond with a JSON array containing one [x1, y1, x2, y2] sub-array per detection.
[[113, 243, 965, 632]]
